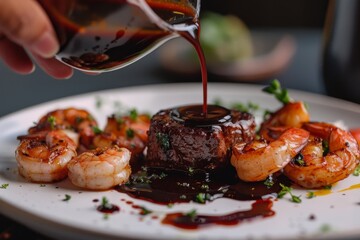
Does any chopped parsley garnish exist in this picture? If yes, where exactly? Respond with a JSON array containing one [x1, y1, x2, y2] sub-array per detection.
[[185, 209, 197, 220], [353, 165, 360, 176], [320, 224, 332, 233], [126, 128, 135, 139], [278, 183, 302, 203], [323, 185, 332, 190], [294, 153, 305, 166], [291, 195, 302, 203], [62, 194, 71, 202], [307, 191, 315, 199], [47, 116, 56, 129], [167, 203, 174, 208], [95, 96, 103, 109], [0, 183, 9, 189], [195, 193, 211, 204], [264, 176, 274, 188], [101, 197, 112, 209], [129, 108, 138, 121], [139, 206, 153, 216], [262, 79, 292, 104], [263, 109, 272, 121], [92, 126, 102, 134], [322, 140, 329, 156], [231, 101, 260, 113], [188, 167, 194, 174], [156, 132, 170, 151], [129, 170, 167, 184], [75, 117, 84, 124]]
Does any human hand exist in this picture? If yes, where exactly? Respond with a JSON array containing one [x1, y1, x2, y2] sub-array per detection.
[[0, 0, 73, 79]]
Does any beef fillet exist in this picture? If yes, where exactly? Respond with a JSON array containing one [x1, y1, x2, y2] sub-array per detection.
[[146, 106, 256, 171]]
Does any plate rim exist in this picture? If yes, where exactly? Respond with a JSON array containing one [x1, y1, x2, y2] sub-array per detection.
[[0, 82, 359, 240]]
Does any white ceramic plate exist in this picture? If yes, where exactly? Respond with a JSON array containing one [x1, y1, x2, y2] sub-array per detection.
[[0, 83, 360, 240]]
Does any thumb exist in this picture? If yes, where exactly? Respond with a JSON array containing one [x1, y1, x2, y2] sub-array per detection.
[[0, 0, 59, 58]]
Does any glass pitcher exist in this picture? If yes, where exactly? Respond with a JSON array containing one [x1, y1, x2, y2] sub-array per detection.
[[38, 0, 200, 72]]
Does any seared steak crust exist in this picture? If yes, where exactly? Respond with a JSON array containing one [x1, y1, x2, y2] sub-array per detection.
[[146, 108, 256, 171]]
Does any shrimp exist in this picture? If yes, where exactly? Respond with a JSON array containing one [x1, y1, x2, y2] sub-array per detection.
[[284, 122, 360, 188], [15, 130, 77, 182], [231, 128, 310, 182], [29, 108, 98, 149], [67, 146, 131, 190], [259, 101, 310, 141], [93, 114, 150, 162]]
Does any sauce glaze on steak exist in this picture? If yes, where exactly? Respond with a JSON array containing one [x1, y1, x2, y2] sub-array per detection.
[[146, 105, 256, 171]]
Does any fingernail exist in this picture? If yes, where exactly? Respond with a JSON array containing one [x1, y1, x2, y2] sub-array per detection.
[[30, 32, 59, 58]]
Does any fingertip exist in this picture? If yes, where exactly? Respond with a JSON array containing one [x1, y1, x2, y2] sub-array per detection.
[[30, 31, 59, 59], [0, 38, 36, 74], [32, 54, 74, 79], [49, 66, 74, 80]]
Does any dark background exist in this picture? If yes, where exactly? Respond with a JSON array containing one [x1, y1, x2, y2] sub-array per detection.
[[202, 0, 328, 28]]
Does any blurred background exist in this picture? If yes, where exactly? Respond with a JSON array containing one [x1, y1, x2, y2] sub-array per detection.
[[0, 0, 333, 118]]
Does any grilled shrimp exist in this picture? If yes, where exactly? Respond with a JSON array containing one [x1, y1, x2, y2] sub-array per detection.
[[67, 146, 131, 190], [93, 114, 150, 161], [259, 101, 310, 141], [15, 130, 77, 182], [231, 128, 310, 182], [284, 122, 360, 188], [29, 108, 98, 149]]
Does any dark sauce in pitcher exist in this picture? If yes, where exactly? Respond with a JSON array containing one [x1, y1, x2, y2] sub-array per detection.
[[39, 0, 209, 113]]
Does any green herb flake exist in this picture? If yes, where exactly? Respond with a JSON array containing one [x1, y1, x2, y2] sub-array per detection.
[[353, 165, 360, 176], [0, 183, 9, 189], [40, 184, 46, 187], [185, 209, 197, 220], [264, 176, 274, 188], [231, 101, 260, 113], [95, 96, 103, 109], [156, 132, 170, 151], [101, 196, 111, 209], [323, 185, 332, 190], [75, 117, 84, 125], [92, 126, 102, 135], [307, 191, 315, 199], [129, 108, 138, 121], [263, 109, 272, 121], [103, 214, 109, 220], [278, 184, 302, 203], [167, 203, 174, 208], [294, 153, 305, 166], [320, 224, 332, 233], [195, 193, 211, 204], [126, 128, 135, 139], [322, 140, 330, 156], [291, 194, 302, 203], [62, 194, 71, 202], [47, 116, 56, 130], [262, 79, 292, 104], [139, 206, 153, 216], [278, 183, 291, 198]]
